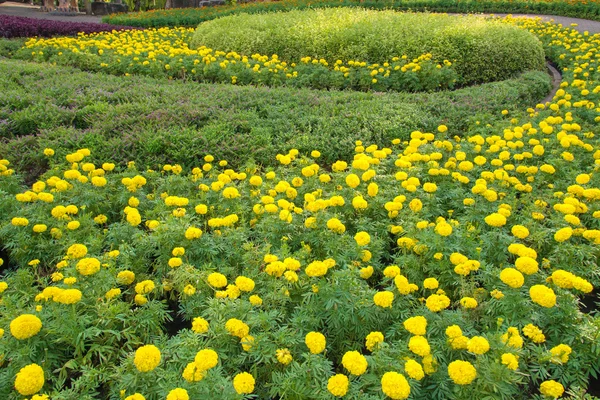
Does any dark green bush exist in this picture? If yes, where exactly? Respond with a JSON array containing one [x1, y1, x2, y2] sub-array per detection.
[[190, 9, 545, 84], [0, 58, 551, 180]]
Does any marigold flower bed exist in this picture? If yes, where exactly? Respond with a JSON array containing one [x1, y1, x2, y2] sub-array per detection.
[[0, 14, 599, 400]]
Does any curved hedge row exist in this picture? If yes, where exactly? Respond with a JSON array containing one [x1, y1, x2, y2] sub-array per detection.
[[103, 0, 600, 28], [190, 9, 546, 85]]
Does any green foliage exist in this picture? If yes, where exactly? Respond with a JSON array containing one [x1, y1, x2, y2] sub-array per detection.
[[190, 9, 545, 85], [103, 0, 600, 28], [0, 57, 550, 180]]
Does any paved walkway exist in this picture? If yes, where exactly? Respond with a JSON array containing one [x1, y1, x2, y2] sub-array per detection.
[[0, 1, 102, 22], [1, 1, 600, 33]]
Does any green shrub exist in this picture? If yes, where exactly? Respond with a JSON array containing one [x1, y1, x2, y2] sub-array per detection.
[[0, 58, 550, 180], [190, 9, 545, 84]]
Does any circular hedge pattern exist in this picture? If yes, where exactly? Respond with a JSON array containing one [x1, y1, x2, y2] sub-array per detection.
[[191, 8, 546, 84]]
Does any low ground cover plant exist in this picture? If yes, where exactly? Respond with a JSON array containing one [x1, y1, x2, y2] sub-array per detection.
[[0, 15, 135, 39], [0, 58, 551, 179], [102, 0, 600, 28], [190, 9, 545, 85]]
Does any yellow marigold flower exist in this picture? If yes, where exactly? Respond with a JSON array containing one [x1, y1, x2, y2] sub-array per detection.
[[0, 281, 7, 293], [233, 372, 255, 395], [168, 257, 183, 268], [225, 318, 249, 338], [484, 213, 506, 227], [76, 257, 100, 276], [183, 284, 196, 296], [166, 388, 189, 400], [184, 226, 203, 240], [554, 227, 573, 242], [445, 325, 463, 339], [467, 336, 490, 355], [515, 256, 538, 275], [511, 225, 530, 239], [191, 317, 209, 334], [327, 374, 349, 397], [235, 276, 255, 292], [249, 295, 263, 306], [342, 350, 368, 375], [374, 291, 394, 308], [32, 224, 47, 233], [425, 294, 450, 312], [447, 360, 477, 385], [222, 186, 240, 199], [365, 331, 384, 351], [54, 288, 82, 304], [408, 335, 430, 357], [403, 316, 427, 336], [523, 324, 545, 343], [276, 348, 293, 365], [117, 270, 135, 285], [172, 247, 185, 257], [501, 353, 519, 370], [194, 349, 218, 371], [345, 173, 360, 188], [404, 359, 424, 380], [384, 265, 401, 278], [500, 268, 524, 288], [14, 363, 45, 395], [326, 218, 346, 234], [420, 278, 437, 293], [182, 362, 205, 382], [43, 148, 55, 156], [241, 334, 254, 351], [460, 297, 478, 309], [550, 344, 572, 364], [134, 344, 161, 372], [125, 393, 146, 400], [305, 260, 328, 277], [360, 265, 374, 279], [11, 217, 29, 226], [354, 231, 371, 246], [305, 331, 326, 354], [381, 371, 411, 399], [207, 272, 227, 288], [135, 280, 155, 294], [105, 288, 121, 300], [530, 285, 556, 308], [10, 314, 42, 340], [540, 380, 564, 398]]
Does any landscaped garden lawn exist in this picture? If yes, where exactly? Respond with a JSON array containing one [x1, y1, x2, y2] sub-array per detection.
[[0, 2, 600, 400]]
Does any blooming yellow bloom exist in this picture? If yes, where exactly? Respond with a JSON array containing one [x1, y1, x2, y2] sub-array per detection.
[[381, 371, 411, 399], [305, 331, 326, 354], [14, 363, 45, 395], [327, 374, 349, 397], [233, 372, 255, 394], [447, 360, 477, 385], [10, 314, 42, 340], [134, 344, 161, 372], [341, 350, 368, 375]]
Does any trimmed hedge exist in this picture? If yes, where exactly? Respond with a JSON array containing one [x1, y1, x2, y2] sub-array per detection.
[[190, 9, 546, 85], [0, 15, 135, 38], [0, 58, 551, 181], [103, 0, 600, 28]]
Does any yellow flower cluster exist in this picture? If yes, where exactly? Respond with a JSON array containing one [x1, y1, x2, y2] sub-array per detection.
[[22, 29, 456, 92]]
